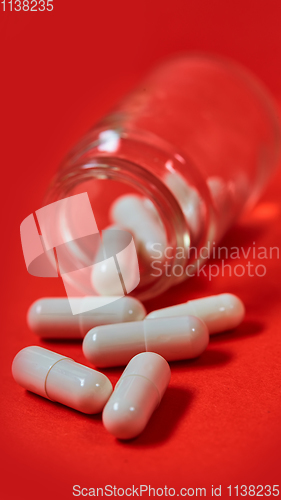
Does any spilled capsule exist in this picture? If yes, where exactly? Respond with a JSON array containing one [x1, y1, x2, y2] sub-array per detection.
[[83, 315, 209, 367], [146, 293, 245, 334], [12, 346, 113, 414], [102, 352, 171, 439], [28, 296, 146, 338]]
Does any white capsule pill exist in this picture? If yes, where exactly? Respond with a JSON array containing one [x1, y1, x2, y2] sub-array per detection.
[[102, 352, 171, 439], [146, 293, 245, 334], [91, 225, 140, 297], [165, 173, 203, 242], [91, 225, 123, 297], [207, 176, 229, 212], [27, 296, 146, 338], [12, 346, 112, 414], [110, 194, 167, 261], [91, 255, 126, 297], [83, 315, 209, 367]]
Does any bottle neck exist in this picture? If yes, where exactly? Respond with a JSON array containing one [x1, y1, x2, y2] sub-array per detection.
[[45, 128, 213, 300]]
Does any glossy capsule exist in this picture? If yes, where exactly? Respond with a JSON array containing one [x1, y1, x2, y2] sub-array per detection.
[[110, 194, 167, 261], [27, 296, 146, 338], [146, 293, 245, 334], [83, 315, 209, 367], [91, 224, 140, 297], [164, 172, 203, 241], [12, 346, 113, 414], [102, 352, 171, 439]]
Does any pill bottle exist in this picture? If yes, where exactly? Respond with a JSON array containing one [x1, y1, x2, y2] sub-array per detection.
[[45, 54, 281, 300]]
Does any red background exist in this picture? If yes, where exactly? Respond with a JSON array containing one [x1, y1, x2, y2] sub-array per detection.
[[1, 1, 281, 499]]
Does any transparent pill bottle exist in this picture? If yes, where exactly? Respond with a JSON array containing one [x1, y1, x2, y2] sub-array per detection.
[[45, 54, 281, 300]]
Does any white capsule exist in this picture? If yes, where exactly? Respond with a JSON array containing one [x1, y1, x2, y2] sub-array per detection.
[[102, 352, 171, 439], [12, 346, 112, 414], [110, 195, 167, 261], [83, 315, 209, 367], [91, 225, 140, 297], [146, 293, 245, 334], [27, 296, 146, 338], [207, 176, 229, 212], [91, 255, 125, 296], [91, 225, 124, 297], [165, 173, 203, 242]]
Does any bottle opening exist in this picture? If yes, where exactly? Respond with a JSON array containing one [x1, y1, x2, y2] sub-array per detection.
[[45, 158, 200, 301]]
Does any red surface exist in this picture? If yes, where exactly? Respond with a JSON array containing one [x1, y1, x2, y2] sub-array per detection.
[[1, 1, 281, 499]]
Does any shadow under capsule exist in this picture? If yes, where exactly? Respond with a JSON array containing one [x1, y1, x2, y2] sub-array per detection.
[[116, 386, 194, 447], [210, 319, 265, 344]]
